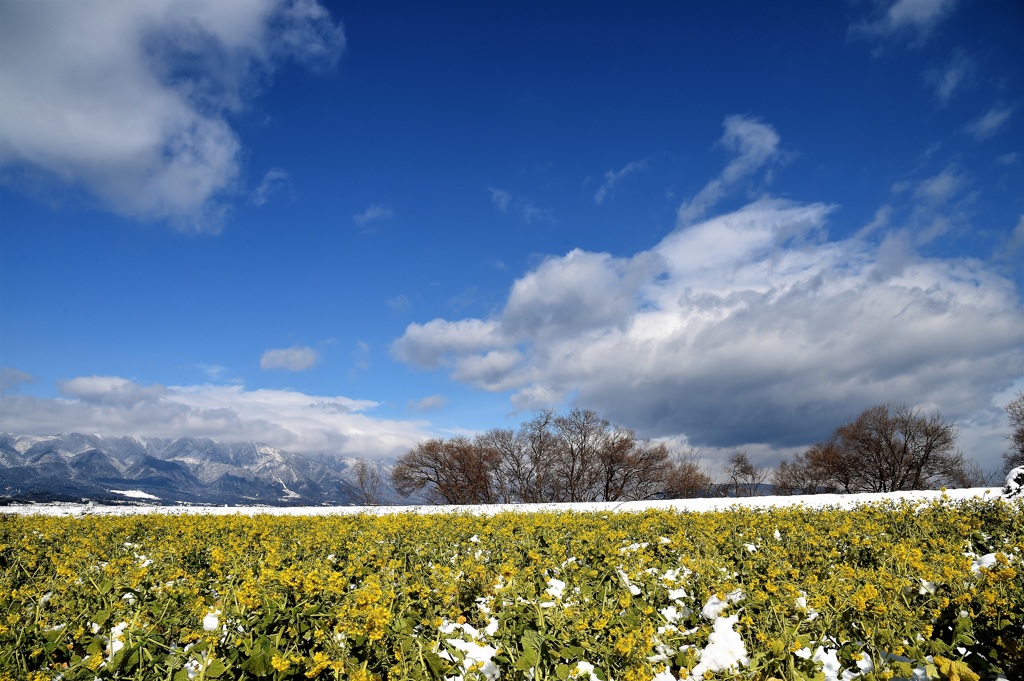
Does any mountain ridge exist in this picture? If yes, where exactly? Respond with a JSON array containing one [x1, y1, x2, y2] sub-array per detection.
[[0, 432, 416, 506]]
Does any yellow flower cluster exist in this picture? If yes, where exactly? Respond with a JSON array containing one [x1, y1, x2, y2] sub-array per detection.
[[0, 496, 1020, 680]]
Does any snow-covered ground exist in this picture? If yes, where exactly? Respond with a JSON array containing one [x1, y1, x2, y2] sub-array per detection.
[[0, 486, 1011, 517]]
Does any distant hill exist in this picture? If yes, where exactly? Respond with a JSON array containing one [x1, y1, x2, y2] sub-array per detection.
[[0, 432, 419, 506]]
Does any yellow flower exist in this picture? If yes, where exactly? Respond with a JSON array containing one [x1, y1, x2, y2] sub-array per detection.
[[271, 654, 291, 672]]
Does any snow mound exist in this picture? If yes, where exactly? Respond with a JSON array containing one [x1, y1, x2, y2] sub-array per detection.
[[1004, 466, 1024, 499]]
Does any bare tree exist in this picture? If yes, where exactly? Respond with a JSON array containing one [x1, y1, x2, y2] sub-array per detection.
[[394, 408, 676, 505], [599, 433, 672, 501], [552, 408, 607, 502], [353, 459, 381, 505], [771, 459, 804, 496], [719, 450, 769, 497], [593, 425, 635, 501], [1004, 391, 1024, 473], [773, 439, 851, 495], [480, 411, 560, 503], [664, 448, 713, 499], [943, 459, 999, 488], [778, 403, 967, 494], [836, 403, 964, 492], [391, 437, 500, 504]]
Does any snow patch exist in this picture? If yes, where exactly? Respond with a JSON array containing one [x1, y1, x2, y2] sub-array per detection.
[[108, 489, 160, 500]]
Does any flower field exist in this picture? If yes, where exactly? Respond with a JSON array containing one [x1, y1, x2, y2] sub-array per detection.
[[1, 495, 1021, 681]]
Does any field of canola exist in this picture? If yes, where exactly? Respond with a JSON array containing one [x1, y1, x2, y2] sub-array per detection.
[[1, 496, 1021, 681]]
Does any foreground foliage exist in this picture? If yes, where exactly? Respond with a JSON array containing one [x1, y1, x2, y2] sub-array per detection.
[[1, 497, 1021, 681]]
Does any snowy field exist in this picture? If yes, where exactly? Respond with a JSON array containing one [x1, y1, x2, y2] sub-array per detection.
[[4, 477, 1019, 679], [1, 485, 1011, 517]]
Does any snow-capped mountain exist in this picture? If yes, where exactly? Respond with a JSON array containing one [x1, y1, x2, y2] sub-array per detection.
[[0, 433, 415, 506]]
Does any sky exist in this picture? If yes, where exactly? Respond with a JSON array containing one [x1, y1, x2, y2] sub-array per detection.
[[1, 0, 1022, 474]]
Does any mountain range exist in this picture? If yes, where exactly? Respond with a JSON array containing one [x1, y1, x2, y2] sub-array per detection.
[[0, 432, 417, 506]]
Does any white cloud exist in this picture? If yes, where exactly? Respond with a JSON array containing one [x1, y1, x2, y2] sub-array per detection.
[[250, 168, 289, 206], [595, 159, 648, 205], [966, 104, 1015, 141], [926, 50, 974, 104], [0, 0, 344, 231], [353, 202, 394, 227], [852, 0, 957, 41], [0, 378, 428, 459], [677, 115, 780, 225], [392, 318, 505, 369], [393, 197, 1024, 470], [260, 346, 320, 371]]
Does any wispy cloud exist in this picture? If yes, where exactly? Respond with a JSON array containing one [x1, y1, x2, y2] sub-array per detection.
[[913, 165, 964, 204], [487, 187, 555, 224], [250, 168, 289, 206], [926, 50, 974, 104], [594, 159, 648, 205], [260, 346, 320, 371], [353, 202, 394, 227], [1001, 214, 1024, 260], [0, 0, 344, 231], [386, 295, 411, 312], [352, 341, 370, 371], [965, 104, 1015, 140], [677, 115, 780, 226], [408, 394, 447, 413], [0, 367, 34, 395], [488, 187, 512, 212], [851, 0, 958, 42], [0, 378, 428, 459]]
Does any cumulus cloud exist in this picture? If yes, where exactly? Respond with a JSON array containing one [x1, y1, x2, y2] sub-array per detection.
[[852, 0, 957, 41], [250, 168, 289, 206], [677, 116, 780, 225], [0, 0, 344, 231], [392, 197, 1024, 470], [595, 159, 648, 205], [965, 104, 1015, 141], [260, 346, 320, 371], [353, 202, 394, 227], [0, 378, 427, 459]]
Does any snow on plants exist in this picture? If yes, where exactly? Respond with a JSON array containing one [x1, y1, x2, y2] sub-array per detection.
[[0, 491, 1021, 680]]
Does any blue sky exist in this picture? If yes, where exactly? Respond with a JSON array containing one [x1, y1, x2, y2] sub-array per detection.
[[1, 0, 1022, 473]]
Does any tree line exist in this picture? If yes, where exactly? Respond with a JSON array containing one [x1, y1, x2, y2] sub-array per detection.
[[390, 394, 1024, 504]]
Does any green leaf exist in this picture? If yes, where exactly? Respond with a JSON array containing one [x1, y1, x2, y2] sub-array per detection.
[[555, 663, 570, 680], [515, 647, 539, 671], [204, 658, 226, 678]]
